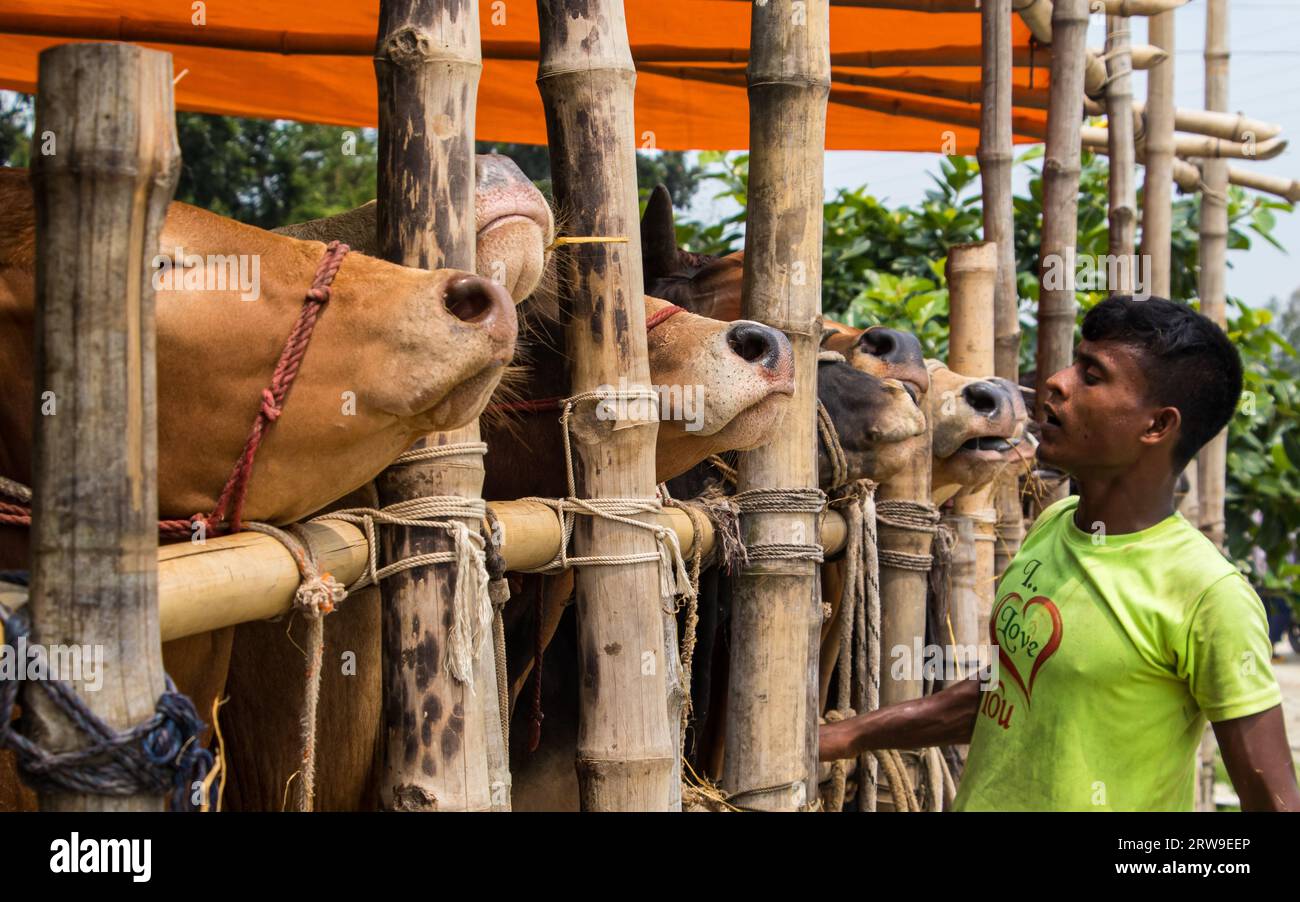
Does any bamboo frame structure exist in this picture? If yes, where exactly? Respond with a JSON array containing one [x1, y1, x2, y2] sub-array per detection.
[[536, 0, 677, 812], [1106, 13, 1138, 294], [1197, 0, 1228, 552], [946, 243, 1000, 653], [722, 0, 830, 813], [1035, 0, 1087, 510], [0, 505, 853, 646], [369, 0, 504, 813], [1081, 99, 1284, 143], [25, 42, 180, 811], [1140, 7, 1175, 298]]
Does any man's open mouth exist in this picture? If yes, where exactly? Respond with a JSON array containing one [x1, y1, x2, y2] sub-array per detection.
[[1044, 405, 1063, 429]]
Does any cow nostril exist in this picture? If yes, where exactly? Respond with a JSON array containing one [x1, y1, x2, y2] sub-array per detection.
[[444, 274, 504, 324], [860, 328, 896, 359], [963, 380, 1003, 415], [726, 322, 782, 370]]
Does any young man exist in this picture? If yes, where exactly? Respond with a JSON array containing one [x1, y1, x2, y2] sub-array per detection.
[[820, 296, 1299, 811]]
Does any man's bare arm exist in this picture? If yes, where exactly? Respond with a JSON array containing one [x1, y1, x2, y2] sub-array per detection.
[[1213, 705, 1300, 811], [819, 676, 983, 761]]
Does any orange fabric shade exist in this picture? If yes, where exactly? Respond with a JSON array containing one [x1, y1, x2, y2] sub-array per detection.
[[0, 0, 1047, 152]]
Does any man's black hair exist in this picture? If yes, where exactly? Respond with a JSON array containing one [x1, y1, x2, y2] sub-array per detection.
[[1081, 296, 1242, 470]]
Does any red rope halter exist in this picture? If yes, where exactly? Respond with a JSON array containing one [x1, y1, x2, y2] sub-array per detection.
[[1, 241, 350, 540]]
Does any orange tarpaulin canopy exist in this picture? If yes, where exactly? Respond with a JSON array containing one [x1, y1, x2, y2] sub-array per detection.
[[0, 0, 1047, 152]]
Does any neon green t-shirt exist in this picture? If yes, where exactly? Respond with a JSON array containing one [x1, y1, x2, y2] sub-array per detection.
[[953, 496, 1282, 812]]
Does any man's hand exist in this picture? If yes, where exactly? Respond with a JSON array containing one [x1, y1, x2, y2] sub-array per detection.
[[818, 675, 983, 761], [1212, 705, 1300, 811]]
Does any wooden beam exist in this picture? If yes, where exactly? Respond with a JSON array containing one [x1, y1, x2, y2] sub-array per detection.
[[723, 0, 831, 813], [536, 0, 677, 811], [1140, 7, 1175, 298], [372, 0, 503, 813], [1035, 0, 1088, 513], [26, 42, 180, 811]]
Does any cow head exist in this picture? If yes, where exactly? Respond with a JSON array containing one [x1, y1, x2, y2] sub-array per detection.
[[274, 153, 554, 304], [645, 297, 795, 479], [816, 357, 928, 486], [927, 360, 1030, 504]]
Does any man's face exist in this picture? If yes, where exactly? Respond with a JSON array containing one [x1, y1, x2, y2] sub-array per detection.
[[1039, 339, 1170, 474]]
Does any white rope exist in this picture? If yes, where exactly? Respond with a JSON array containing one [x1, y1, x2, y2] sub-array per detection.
[[515, 390, 696, 609], [313, 441, 492, 686]]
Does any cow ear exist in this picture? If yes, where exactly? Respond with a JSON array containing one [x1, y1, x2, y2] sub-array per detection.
[[641, 184, 679, 286]]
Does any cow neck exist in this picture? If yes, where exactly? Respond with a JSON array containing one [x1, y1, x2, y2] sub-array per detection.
[[488, 303, 685, 415]]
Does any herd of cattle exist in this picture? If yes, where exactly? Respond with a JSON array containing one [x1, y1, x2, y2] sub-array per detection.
[[0, 154, 1028, 811]]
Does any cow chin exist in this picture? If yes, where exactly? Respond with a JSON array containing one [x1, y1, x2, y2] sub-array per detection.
[[476, 218, 550, 304], [424, 362, 508, 432], [706, 390, 792, 451]]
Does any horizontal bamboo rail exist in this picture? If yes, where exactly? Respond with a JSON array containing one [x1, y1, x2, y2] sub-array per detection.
[[1082, 98, 1284, 142], [0, 503, 850, 646], [1079, 125, 1287, 161]]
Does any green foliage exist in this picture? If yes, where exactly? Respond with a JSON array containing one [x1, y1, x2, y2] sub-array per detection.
[[0, 92, 33, 168], [676, 149, 1299, 596], [174, 114, 378, 228]]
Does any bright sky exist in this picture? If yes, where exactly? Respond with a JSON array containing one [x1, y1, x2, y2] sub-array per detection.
[[692, 1, 1299, 309]]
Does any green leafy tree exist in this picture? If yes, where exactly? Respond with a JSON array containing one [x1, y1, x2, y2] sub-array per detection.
[[0, 91, 33, 167]]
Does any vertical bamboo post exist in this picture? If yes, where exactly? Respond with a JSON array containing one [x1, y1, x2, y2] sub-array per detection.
[[979, 0, 1024, 580], [1106, 13, 1138, 293], [722, 0, 830, 812], [1197, 0, 1228, 552], [536, 0, 676, 811], [946, 244, 999, 655], [27, 42, 180, 811], [1140, 8, 1175, 299], [1035, 0, 1088, 506], [373, 0, 506, 812]]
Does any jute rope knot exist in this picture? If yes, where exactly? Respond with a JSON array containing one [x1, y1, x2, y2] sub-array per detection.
[[315, 441, 493, 687], [732, 487, 827, 565], [876, 499, 941, 572], [240, 522, 346, 812], [516, 389, 696, 607]]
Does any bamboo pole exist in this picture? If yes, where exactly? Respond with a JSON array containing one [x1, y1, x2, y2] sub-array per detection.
[[1035, 0, 1088, 508], [25, 42, 180, 811], [722, 0, 830, 813], [372, 0, 504, 812], [1140, 8, 1175, 299], [1085, 126, 1285, 162], [536, 0, 677, 812], [1197, 0, 1228, 552], [980, 0, 1026, 581], [1106, 13, 1138, 295], [1082, 100, 1284, 143], [946, 244, 1000, 654]]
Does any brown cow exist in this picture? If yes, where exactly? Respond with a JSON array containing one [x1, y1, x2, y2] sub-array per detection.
[[0, 162, 534, 811]]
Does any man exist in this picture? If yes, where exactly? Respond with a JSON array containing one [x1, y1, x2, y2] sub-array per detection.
[[820, 296, 1299, 811]]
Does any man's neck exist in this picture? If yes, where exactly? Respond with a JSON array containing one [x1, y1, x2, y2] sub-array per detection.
[[1072, 464, 1179, 536]]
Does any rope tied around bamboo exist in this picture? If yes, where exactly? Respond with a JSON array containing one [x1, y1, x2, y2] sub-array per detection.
[[0, 589, 215, 813], [515, 389, 695, 606], [876, 499, 942, 571], [731, 488, 828, 565], [312, 441, 494, 686]]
